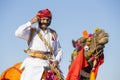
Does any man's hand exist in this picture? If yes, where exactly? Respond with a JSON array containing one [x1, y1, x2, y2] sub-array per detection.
[[30, 15, 38, 24]]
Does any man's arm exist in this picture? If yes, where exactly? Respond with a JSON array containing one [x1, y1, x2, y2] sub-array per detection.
[[54, 36, 63, 65], [15, 16, 38, 41]]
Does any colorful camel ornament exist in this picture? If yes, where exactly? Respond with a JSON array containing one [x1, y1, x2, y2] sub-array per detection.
[[66, 27, 109, 80]]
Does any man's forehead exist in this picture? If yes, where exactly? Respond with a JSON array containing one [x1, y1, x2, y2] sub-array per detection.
[[41, 17, 49, 19]]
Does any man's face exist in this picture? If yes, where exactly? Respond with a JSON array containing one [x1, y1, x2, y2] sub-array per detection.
[[38, 17, 51, 29]]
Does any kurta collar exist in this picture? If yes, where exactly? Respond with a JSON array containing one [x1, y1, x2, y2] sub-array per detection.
[[36, 27, 50, 35]]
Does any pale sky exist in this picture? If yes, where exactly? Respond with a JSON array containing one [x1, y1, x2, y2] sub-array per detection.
[[0, 0, 120, 80]]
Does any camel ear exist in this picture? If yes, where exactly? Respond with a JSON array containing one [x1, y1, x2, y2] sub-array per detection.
[[82, 30, 88, 38], [72, 40, 76, 48]]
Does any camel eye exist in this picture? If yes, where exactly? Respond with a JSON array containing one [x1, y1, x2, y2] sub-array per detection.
[[84, 45, 89, 51]]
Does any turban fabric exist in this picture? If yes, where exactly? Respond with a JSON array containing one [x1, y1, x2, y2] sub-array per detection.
[[37, 9, 52, 18]]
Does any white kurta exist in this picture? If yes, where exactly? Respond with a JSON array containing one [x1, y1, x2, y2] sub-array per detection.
[[15, 22, 63, 80]]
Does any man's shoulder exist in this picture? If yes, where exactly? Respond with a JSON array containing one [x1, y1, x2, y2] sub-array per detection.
[[49, 28, 56, 34], [30, 26, 37, 31], [49, 28, 57, 40]]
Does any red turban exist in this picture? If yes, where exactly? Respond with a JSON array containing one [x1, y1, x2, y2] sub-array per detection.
[[37, 9, 52, 18]]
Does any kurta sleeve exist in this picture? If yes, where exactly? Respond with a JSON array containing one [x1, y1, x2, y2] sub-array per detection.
[[54, 34, 63, 63], [15, 21, 32, 41]]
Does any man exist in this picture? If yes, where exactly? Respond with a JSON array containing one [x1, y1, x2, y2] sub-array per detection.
[[15, 9, 63, 80]]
